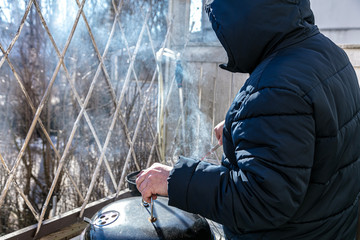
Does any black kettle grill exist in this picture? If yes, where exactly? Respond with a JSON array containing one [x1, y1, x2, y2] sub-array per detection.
[[80, 172, 214, 240]]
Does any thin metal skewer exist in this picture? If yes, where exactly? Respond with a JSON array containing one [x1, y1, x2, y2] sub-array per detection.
[[149, 196, 157, 222], [200, 143, 221, 161]]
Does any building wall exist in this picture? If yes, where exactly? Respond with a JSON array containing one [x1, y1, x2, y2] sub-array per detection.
[[311, 0, 360, 45]]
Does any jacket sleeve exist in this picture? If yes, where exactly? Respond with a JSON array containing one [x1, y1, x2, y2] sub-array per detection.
[[167, 86, 315, 232]]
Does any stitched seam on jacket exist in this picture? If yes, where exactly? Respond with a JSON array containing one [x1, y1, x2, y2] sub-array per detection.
[[252, 158, 312, 170], [316, 109, 360, 139], [288, 190, 360, 224], [233, 86, 312, 122], [235, 112, 312, 122], [310, 156, 360, 185], [303, 62, 351, 97], [256, 86, 305, 98]]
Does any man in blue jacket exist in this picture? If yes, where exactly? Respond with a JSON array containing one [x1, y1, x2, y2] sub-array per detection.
[[136, 0, 360, 238]]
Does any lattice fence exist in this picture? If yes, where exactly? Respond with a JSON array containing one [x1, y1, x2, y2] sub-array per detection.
[[0, 0, 176, 236]]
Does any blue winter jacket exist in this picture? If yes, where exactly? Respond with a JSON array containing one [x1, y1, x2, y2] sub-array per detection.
[[168, 0, 360, 239]]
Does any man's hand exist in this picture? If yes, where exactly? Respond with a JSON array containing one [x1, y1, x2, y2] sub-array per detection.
[[136, 163, 173, 203], [214, 120, 225, 145]]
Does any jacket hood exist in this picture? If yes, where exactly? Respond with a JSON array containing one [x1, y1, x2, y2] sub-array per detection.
[[205, 0, 319, 73]]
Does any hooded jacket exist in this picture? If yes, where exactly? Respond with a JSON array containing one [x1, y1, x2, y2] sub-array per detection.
[[168, 0, 360, 239]]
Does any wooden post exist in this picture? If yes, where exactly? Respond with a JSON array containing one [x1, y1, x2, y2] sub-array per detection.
[[168, 0, 190, 49]]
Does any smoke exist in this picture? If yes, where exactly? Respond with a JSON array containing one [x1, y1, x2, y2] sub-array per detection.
[[184, 66, 215, 160], [161, 55, 217, 163]]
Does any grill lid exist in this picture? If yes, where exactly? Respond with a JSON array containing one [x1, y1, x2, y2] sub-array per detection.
[[81, 196, 213, 240]]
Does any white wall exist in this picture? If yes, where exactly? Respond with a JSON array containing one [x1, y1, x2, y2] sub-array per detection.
[[311, 0, 360, 45]]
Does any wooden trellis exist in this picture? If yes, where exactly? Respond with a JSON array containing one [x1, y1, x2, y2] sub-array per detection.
[[0, 0, 173, 237]]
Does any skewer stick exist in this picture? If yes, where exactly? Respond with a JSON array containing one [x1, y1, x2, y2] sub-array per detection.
[[149, 196, 157, 223], [200, 143, 221, 161]]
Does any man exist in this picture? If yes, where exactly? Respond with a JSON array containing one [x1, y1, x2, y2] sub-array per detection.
[[136, 0, 360, 238]]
